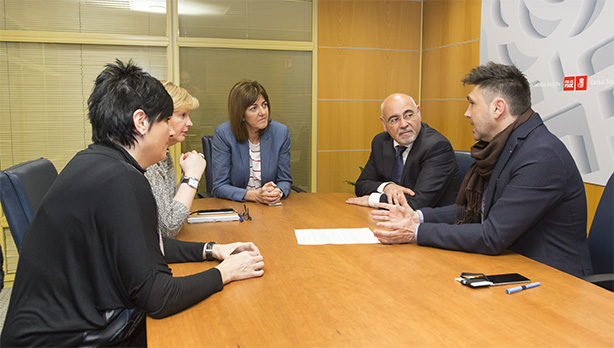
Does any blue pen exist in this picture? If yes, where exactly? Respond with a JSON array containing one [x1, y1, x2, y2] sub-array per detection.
[[506, 282, 540, 294]]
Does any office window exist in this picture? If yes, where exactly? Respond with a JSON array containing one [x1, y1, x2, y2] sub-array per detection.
[[179, 47, 312, 191], [178, 0, 312, 41], [0, 0, 314, 190], [0, 0, 166, 36], [0, 42, 167, 170]]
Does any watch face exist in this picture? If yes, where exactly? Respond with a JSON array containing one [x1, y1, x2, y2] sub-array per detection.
[[184, 177, 198, 189]]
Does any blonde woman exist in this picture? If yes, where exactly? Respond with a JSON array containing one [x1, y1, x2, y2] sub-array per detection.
[[145, 80, 205, 238]]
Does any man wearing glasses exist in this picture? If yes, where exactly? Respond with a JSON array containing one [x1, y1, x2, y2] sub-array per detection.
[[369, 63, 592, 278], [346, 93, 461, 209]]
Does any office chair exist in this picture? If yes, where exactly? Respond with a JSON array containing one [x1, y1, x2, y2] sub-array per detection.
[[583, 173, 614, 291], [201, 135, 307, 196], [200, 136, 214, 198], [291, 185, 307, 193], [0, 158, 58, 251], [454, 150, 474, 181]]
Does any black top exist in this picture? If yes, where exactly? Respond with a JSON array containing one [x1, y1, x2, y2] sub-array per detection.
[[1, 144, 223, 346]]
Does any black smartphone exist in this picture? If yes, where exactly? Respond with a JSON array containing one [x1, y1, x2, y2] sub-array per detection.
[[486, 273, 530, 286], [196, 208, 234, 215]]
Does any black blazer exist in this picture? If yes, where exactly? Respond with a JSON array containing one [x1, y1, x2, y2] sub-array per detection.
[[355, 123, 461, 209]]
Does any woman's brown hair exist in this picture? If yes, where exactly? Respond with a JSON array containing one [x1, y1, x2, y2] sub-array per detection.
[[228, 79, 271, 143]]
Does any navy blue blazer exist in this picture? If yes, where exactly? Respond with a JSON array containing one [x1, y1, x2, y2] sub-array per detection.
[[355, 123, 461, 209], [211, 120, 292, 202], [418, 114, 592, 277]]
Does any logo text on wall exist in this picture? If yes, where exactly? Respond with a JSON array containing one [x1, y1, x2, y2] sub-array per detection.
[[563, 76, 588, 91]]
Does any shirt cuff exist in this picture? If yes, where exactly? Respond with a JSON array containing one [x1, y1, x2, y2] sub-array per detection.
[[368, 192, 382, 207], [413, 210, 424, 244], [414, 223, 420, 243], [377, 182, 392, 193], [417, 209, 424, 223]]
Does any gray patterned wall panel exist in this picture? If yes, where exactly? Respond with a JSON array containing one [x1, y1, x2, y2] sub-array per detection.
[[480, 0, 614, 185]]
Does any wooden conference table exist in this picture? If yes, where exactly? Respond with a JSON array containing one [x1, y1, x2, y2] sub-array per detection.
[[147, 193, 614, 347]]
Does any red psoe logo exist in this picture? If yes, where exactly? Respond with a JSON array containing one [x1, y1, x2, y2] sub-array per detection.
[[564, 76, 576, 91], [563, 75, 589, 91], [575, 75, 587, 91]]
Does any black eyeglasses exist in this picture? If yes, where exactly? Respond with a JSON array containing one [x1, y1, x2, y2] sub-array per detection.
[[240, 204, 252, 221], [387, 111, 415, 125]]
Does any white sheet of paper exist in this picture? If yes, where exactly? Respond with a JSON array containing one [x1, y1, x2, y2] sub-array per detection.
[[294, 227, 379, 245]]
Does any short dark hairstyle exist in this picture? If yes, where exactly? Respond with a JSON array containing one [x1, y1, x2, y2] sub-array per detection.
[[461, 61, 531, 116], [228, 79, 271, 143], [88, 59, 173, 147]]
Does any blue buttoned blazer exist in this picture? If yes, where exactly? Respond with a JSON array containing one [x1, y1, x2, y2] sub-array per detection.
[[211, 120, 292, 202]]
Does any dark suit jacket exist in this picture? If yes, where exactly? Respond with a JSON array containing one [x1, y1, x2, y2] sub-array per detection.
[[355, 123, 461, 209], [418, 114, 592, 277]]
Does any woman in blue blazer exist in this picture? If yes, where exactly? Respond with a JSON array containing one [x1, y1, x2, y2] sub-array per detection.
[[212, 79, 292, 203]]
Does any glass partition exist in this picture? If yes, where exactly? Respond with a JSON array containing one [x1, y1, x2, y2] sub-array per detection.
[[179, 47, 312, 191], [0, 0, 166, 36], [178, 0, 312, 41], [0, 42, 167, 170]]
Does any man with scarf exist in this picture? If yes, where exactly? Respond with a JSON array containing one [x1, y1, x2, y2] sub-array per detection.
[[371, 62, 592, 278]]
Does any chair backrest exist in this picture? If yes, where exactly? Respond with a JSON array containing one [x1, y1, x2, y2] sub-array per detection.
[[0, 158, 58, 251], [587, 173, 614, 290], [454, 150, 474, 180], [201, 136, 214, 195]]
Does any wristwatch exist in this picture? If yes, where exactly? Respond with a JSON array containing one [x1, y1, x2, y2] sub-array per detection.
[[205, 241, 217, 261], [181, 176, 199, 190]]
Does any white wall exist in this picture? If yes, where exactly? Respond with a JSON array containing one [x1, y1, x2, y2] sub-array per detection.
[[480, 0, 614, 185]]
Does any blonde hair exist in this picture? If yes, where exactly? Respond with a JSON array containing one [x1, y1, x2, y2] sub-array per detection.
[[160, 80, 199, 112]]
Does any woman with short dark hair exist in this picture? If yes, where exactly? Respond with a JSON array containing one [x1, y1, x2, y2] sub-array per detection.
[[1, 60, 264, 347]]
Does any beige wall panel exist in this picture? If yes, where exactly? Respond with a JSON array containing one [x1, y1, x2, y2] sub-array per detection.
[[317, 151, 371, 193], [421, 42, 479, 100], [421, 100, 475, 151], [423, 0, 481, 50], [319, 0, 421, 50], [317, 100, 384, 151], [318, 48, 420, 100], [585, 183, 606, 236]]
